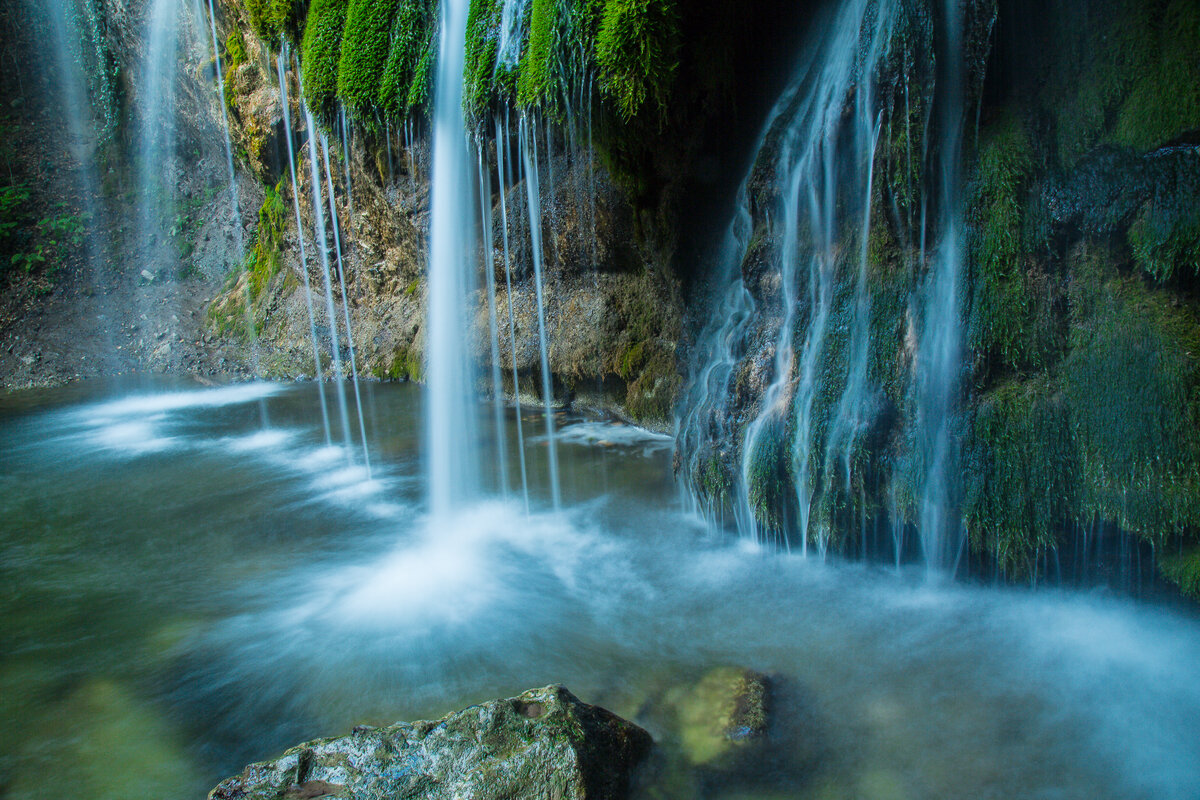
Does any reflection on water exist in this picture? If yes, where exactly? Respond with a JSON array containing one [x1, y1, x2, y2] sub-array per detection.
[[1, 378, 1199, 799]]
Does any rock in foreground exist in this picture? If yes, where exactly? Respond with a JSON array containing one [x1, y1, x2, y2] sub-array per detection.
[[208, 685, 652, 800]]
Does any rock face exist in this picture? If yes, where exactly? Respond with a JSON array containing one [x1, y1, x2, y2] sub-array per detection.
[[208, 686, 653, 800]]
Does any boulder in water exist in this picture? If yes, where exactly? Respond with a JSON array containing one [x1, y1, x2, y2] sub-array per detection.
[[207, 685, 652, 800], [672, 667, 771, 766]]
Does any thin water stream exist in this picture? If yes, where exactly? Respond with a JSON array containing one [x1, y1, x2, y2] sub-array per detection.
[[1, 379, 1199, 800]]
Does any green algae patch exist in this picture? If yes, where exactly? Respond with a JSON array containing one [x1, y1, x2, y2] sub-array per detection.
[[242, 0, 299, 46], [967, 113, 1060, 379], [248, 178, 289, 301], [1036, 0, 1200, 168], [666, 667, 770, 768], [385, 343, 423, 381], [464, 0, 504, 124]]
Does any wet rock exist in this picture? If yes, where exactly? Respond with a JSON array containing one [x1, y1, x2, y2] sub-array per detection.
[[208, 685, 652, 800], [671, 667, 771, 767]]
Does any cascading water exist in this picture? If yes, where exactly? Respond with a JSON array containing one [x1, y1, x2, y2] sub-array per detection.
[[679, 0, 899, 551], [476, 145, 509, 496], [321, 135, 372, 477], [276, 52, 332, 446], [425, 0, 478, 515], [518, 114, 562, 510], [496, 114, 531, 511], [137, 0, 183, 269], [202, 0, 271, 422], [908, 0, 968, 574], [305, 106, 356, 462], [38, 0, 108, 344]]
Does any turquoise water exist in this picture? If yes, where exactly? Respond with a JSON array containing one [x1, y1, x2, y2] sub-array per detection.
[[2, 379, 1199, 799]]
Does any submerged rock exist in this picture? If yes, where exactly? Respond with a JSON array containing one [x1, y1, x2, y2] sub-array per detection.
[[672, 667, 771, 767], [208, 685, 652, 800]]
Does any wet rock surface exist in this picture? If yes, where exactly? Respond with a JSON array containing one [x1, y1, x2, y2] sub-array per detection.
[[207, 685, 652, 800]]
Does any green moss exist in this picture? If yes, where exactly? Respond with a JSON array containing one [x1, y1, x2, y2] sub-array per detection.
[[966, 113, 1059, 377], [247, 178, 289, 300], [625, 343, 679, 424], [595, 0, 679, 122], [464, 0, 504, 124], [385, 344, 423, 381], [745, 420, 791, 533], [1159, 548, 1200, 601], [1063, 243, 1200, 542], [242, 0, 298, 45], [300, 0, 349, 110], [223, 27, 248, 110], [609, 269, 681, 424], [337, 0, 402, 112], [1111, 0, 1200, 151], [378, 0, 436, 118], [1127, 153, 1200, 283], [964, 378, 1078, 576], [517, 0, 563, 109], [1039, 0, 1200, 168], [697, 453, 732, 506]]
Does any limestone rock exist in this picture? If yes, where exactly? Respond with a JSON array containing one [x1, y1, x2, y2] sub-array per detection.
[[208, 685, 652, 800]]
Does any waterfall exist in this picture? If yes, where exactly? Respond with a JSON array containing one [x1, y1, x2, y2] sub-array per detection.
[[277, 52, 332, 446], [519, 114, 562, 510], [909, 0, 967, 574], [496, 114, 531, 512], [137, 0, 183, 271], [321, 135, 372, 477], [425, 0, 478, 516], [677, 0, 900, 551], [38, 0, 108, 346], [305, 106, 355, 462], [477, 144, 509, 496], [202, 0, 269, 416]]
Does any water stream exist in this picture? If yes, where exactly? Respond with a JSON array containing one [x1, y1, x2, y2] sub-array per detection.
[[1, 379, 1199, 799]]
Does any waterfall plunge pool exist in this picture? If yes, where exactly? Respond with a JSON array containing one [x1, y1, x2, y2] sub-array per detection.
[[1, 378, 1198, 799]]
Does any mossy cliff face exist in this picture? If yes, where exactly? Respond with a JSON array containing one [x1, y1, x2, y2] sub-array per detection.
[[205, 0, 817, 428], [677, 0, 1200, 585], [960, 0, 1200, 579]]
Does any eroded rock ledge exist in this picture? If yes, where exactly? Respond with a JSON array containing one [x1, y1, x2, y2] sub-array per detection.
[[208, 685, 652, 800]]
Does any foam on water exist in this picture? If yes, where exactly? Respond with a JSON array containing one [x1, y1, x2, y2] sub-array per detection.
[[282, 500, 612, 633], [88, 420, 178, 454], [555, 421, 673, 452], [84, 383, 283, 418], [225, 429, 295, 452]]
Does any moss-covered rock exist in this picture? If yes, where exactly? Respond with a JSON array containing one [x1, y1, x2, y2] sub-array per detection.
[[300, 0, 349, 110], [336, 0, 401, 113], [668, 667, 770, 768], [595, 0, 679, 122], [377, 0, 436, 118], [208, 685, 652, 800], [1062, 243, 1200, 543], [241, 0, 300, 45], [1159, 548, 1200, 601]]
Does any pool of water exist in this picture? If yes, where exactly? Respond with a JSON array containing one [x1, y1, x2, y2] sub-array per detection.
[[2, 378, 1199, 799]]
